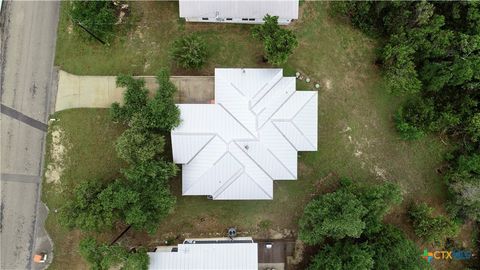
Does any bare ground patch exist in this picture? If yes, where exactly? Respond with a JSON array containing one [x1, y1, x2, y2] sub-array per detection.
[[45, 126, 68, 185]]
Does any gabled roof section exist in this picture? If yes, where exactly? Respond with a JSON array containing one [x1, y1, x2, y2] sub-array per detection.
[[171, 68, 318, 200]]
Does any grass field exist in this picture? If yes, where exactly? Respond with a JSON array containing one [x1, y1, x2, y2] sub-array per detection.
[[46, 1, 472, 269]]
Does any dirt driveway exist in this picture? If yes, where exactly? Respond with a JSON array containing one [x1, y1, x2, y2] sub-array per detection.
[[55, 71, 214, 111]]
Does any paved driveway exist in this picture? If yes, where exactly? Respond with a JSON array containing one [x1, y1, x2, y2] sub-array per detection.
[[1, 1, 59, 269], [55, 71, 214, 111]]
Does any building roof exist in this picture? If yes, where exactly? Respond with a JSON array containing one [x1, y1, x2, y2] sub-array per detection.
[[171, 68, 318, 200], [148, 241, 258, 270], [179, 0, 299, 20]]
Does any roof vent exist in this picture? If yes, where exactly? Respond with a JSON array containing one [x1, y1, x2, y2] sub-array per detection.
[[228, 227, 237, 239]]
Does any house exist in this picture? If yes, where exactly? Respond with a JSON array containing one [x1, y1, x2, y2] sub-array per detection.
[[179, 0, 299, 25], [148, 237, 258, 270], [171, 68, 318, 200]]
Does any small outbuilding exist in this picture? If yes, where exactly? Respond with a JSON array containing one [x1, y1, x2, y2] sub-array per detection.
[[179, 0, 299, 24]]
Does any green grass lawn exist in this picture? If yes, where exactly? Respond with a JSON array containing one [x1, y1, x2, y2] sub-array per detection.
[[55, 1, 266, 76], [46, 1, 468, 269]]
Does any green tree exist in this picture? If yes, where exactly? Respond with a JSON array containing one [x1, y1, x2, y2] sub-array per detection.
[[79, 237, 149, 270], [299, 189, 367, 245], [352, 182, 402, 235], [171, 34, 208, 69], [252, 15, 298, 65], [70, 1, 117, 41], [409, 202, 459, 243], [369, 225, 431, 270], [119, 160, 177, 233], [110, 75, 149, 124], [308, 241, 374, 270], [381, 37, 422, 94], [141, 69, 181, 131], [61, 160, 177, 232], [60, 180, 119, 231], [467, 113, 480, 142], [115, 124, 165, 164], [446, 154, 480, 221]]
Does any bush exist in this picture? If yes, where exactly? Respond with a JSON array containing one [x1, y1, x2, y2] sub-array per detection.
[[70, 1, 117, 41], [171, 34, 208, 69], [409, 202, 459, 243]]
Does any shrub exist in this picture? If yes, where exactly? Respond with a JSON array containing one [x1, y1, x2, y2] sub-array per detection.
[[171, 34, 208, 69], [409, 202, 459, 243]]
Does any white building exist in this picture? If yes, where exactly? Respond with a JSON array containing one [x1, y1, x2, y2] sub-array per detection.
[[148, 238, 258, 270], [171, 68, 318, 200], [179, 0, 299, 25]]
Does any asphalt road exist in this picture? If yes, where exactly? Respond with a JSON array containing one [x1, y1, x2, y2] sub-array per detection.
[[0, 1, 59, 269]]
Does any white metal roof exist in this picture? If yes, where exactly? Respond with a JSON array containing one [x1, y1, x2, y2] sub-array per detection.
[[148, 242, 258, 270], [179, 0, 299, 20], [171, 68, 318, 200]]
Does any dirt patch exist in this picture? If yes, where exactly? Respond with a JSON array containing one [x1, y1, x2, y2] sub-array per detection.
[[67, 23, 73, 34], [323, 78, 332, 90], [45, 126, 67, 185]]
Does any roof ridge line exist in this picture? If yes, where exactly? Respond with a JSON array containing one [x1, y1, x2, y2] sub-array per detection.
[[183, 134, 217, 164], [183, 149, 232, 194], [217, 103, 257, 138], [216, 171, 273, 200], [266, 148, 296, 179], [257, 80, 296, 129], [212, 168, 244, 199], [290, 120, 316, 150], [290, 91, 316, 121], [271, 120, 299, 151], [229, 82, 247, 97], [250, 71, 283, 109], [233, 141, 277, 180]]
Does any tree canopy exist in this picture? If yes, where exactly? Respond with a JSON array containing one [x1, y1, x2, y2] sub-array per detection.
[[334, 1, 480, 223], [299, 189, 367, 245], [252, 15, 298, 65], [408, 202, 459, 244], [299, 180, 402, 245], [62, 69, 180, 233], [70, 1, 117, 41], [110, 70, 180, 132], [300, 180, 428, 270], [446, 154, 480, 221], [79, 237, 149, 270], [307, 241, 374, 270]]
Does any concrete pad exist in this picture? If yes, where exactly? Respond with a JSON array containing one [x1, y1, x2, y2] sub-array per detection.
[[55, 71, 214, 112], [258, 263, 285, 270]]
